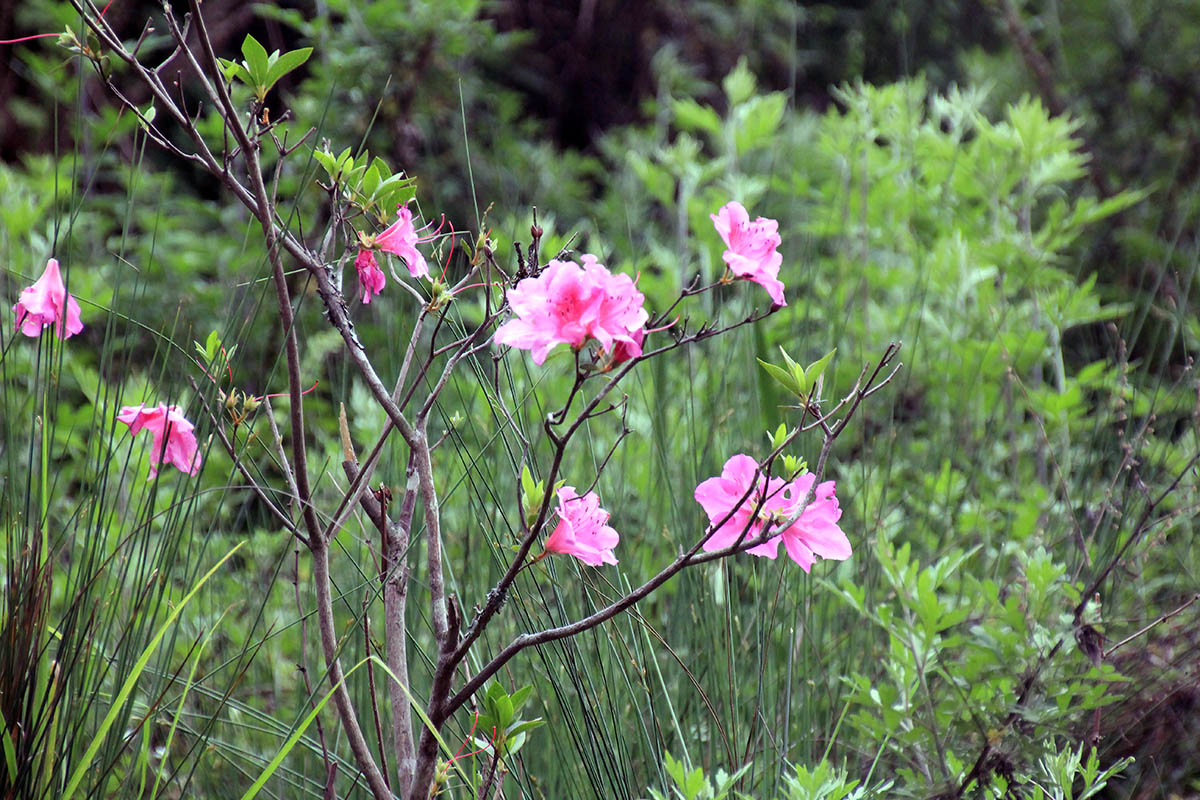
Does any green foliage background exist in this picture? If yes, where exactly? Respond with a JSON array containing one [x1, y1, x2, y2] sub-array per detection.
[[1, 1, 1198, 798]]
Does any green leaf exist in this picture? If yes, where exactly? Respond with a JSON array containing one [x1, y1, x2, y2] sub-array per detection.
[[312, 148, 335, 176], [217, 58, 253, 87], [205, 329, 220, 362], [806, 347, 836, 387], [664, 752, 686, 789], [505, 717, 544, 738], [262, 46, 312, 95], [509, 684, 533, 712], [734, 92, 787, 155], [758, 358, 802, 398], [137, 103, 156, 132], [722, 56, 757, 106], [361, 163, 382, 199], [240, 35, 270, 85], [769, 422, 788, 449], [778, 346, 801, 374], [672, 98, 722, 136], [682, 765, 707, 799], [494, 694, 514, 730]]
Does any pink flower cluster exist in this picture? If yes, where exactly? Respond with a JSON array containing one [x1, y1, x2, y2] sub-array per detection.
[[354, 204, 438, 303], [694, 454, 850, 571], [11, 259, 202, 480], [711, 201, 786, 306], [12, 258, 84, 339], [494, 255, 648, 365], [544, 486, 620, 566], [117, 404, 202, 479]]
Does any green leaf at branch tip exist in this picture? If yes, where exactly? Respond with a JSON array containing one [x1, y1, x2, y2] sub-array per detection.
[[219, 58, 254, 90], [722, 56, 757, 106], [520, 466, 545, 528], [205, 329, 220, 362], [806, 347, 836, 385], [262, 46, 312, 97], [136, 103, 156, 132], [239, 35, 270, 86], [62, 542, 245, 800], [509, 684, 533, 712], [768, 422, 789, 450], [758, 358, 803, 398]]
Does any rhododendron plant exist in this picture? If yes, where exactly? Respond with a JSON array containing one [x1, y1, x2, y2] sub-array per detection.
[[117, 403, 202, 478], [354, 249, 387, 304], [494, 255, 648, 364], [543, 486, 619, 566], [711, 201, 786, 307], [694, 454, 850, 571], [46, 12, 905, 796], [12, 258, 84, 339]]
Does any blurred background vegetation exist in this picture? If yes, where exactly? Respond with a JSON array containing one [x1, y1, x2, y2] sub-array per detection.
[[2, 1, 1198, 798]]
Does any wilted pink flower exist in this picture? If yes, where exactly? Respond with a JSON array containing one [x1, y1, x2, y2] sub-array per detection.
[[117, 403, 202, 479], [694, 454, 849, 571], [710, 201, 786, 307], [494, 255, 648, 365], [12, 258, 84, 339], [544, 486, 619, 566], [374, 204, 435, 279], [354, 249, 386, 304]]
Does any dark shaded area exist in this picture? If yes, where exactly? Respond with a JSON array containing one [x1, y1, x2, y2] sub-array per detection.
[[3, 1, 1002, 161], [483, 0, 1003, 148]]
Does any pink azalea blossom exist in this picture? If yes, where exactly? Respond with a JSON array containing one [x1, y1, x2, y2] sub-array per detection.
[[494, 255, 648, 365], [117, 403, 202, 479], [609, 327, 645, 366], [544, 486, 619, 566], [710, 201, 786, 306], [354, 249, 386, 304], [12, 258, 84, 339], [374, 204, 434, 279], [694, 454, 850, 572]]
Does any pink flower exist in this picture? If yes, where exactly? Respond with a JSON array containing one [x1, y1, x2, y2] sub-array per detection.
[[609, 327, 645, 366], [117, 404, 202, 479], [12, 258, 84, 339], [354, 249, 386, 304], [494, 255, 648, 365], [710, 201, 786, 307], [694, 454, 850, 571], [544, 486, 619, 566], [374, 204, 434, 279]]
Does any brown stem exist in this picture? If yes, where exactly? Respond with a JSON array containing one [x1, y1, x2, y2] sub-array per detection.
[[387, 458, 419, 795], [311, 539, 393, 799], [185, 3, 392, 796]]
